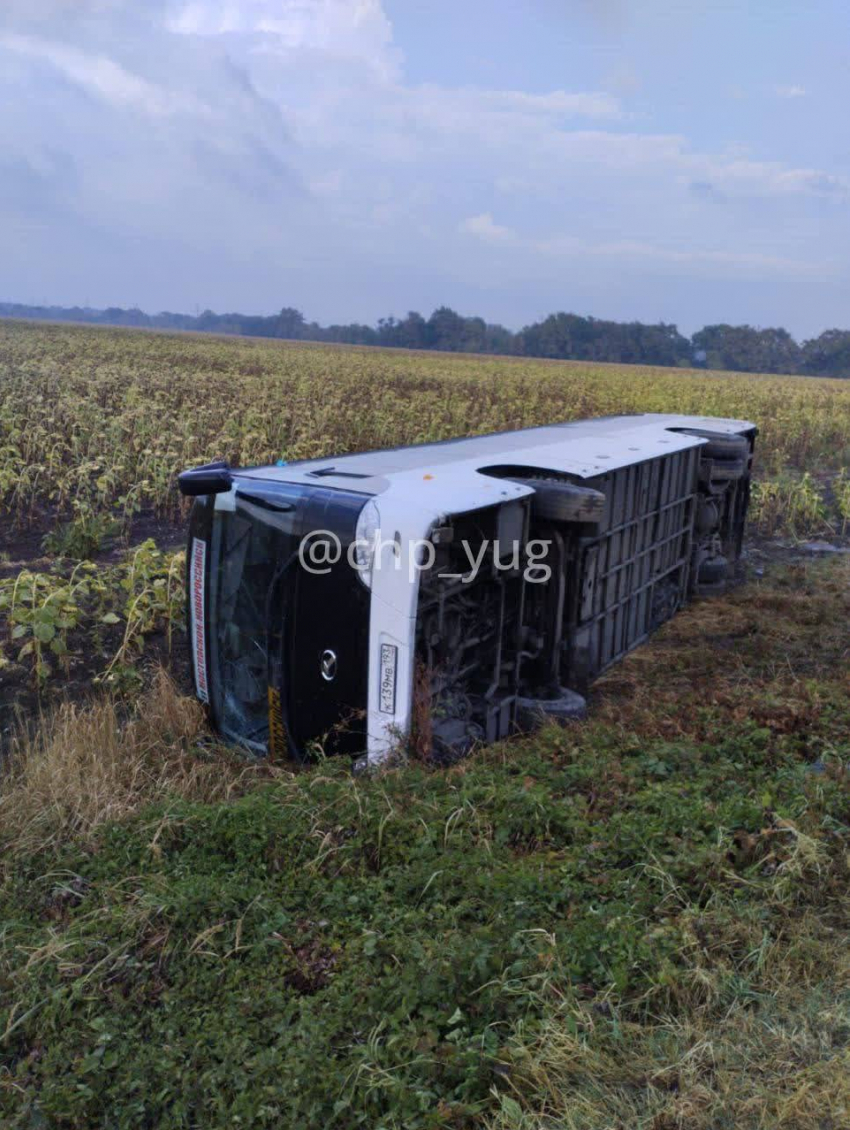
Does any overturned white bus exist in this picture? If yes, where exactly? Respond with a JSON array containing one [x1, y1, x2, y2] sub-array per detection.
[[179, 413, 756, 765]]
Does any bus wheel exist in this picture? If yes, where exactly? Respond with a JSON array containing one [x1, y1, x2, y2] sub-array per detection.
[[512, 477, 605, 523]]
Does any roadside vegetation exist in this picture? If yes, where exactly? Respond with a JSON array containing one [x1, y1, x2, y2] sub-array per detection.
[[0, 320, 848, 1127], [1, 559, 847, 1128]]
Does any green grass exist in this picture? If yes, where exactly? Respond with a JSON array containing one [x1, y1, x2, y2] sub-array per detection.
[[1, 561, 848, 1129]]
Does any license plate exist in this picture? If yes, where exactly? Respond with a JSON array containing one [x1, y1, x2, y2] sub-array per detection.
[[379, 644, 397, 714]]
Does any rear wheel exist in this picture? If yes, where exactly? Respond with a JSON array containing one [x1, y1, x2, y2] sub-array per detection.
[[516, 688, 587, 731], [511, 477, 605, 523], [705, 458, 747, 482], [676, 427, 750, 461], [695, 554, 728, 593], [677, 428, 750, 483]]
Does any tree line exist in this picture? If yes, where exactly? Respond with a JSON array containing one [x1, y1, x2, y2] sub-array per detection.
[[3, 300, 850, 378]]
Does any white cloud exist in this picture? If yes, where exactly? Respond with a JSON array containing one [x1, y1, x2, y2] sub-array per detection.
[[589, 240, 824, 277], [695, 156, 849, 199], [476, 89, 622, 119], [775, 84, 806, 98], [171, 0, 392, 43], [170, 0, 401, 80], [772, 169, 847, 195], [0, 32, 208, 116], [485, 127, 848, 204], [462, 219, 823, 280], [459, 213, 516, 243]]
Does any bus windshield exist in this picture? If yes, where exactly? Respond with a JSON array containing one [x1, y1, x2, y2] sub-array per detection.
[[208, 487, 303, 752]]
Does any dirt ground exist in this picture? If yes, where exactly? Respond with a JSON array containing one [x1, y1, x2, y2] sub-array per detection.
[[0, 507, 186, 580], [0, 510, 190, 747]]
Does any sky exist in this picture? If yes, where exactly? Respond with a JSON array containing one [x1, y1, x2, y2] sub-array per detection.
[[1, 0, 849, 337]]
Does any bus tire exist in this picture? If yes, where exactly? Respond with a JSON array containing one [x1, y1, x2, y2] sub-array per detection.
[[512, 477, 605, 524]]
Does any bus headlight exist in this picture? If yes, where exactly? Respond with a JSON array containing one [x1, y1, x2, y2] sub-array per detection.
[[354, 500, 381, 588]]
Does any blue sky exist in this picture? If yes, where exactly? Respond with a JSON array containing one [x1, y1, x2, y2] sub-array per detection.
[[1, 0, 848, 336]]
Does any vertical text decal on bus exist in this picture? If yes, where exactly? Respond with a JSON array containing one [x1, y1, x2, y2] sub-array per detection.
[[190, 537, 209, 703]]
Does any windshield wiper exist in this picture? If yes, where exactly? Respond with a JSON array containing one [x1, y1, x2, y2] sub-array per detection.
[[236, 491, 295, 514]]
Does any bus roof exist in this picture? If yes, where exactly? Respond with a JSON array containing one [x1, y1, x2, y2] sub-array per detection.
[[237, 413, 755, 498]]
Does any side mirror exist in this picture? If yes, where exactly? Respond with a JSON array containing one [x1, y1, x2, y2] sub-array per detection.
[[178, 460, 233, 497]]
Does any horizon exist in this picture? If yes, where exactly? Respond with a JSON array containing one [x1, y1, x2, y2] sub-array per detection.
[[0, 296, 844, 345]]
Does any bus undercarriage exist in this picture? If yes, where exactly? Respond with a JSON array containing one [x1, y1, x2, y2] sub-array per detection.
[[415, 428, 754, 759]]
